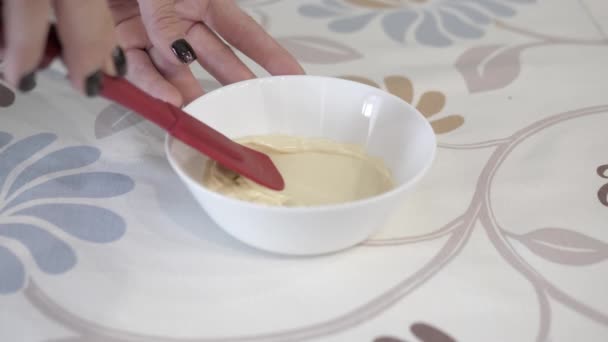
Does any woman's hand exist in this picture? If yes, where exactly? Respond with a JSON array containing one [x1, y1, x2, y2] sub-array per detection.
[[108, 0, 305, 107], [1, 0, 126, 95]]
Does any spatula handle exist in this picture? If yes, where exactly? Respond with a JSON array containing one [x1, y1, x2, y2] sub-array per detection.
[[22, 24, 245, 161], [100, 75, 243, 161]]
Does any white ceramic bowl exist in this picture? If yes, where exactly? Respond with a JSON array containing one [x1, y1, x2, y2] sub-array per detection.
[[165, 75, 436, 255]]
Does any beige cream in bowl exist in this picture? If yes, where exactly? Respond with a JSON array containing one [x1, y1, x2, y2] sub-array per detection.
[[165, 76, 436, 255]]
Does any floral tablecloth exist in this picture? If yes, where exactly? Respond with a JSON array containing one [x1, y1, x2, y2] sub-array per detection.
[[1, 1, 607, 341]]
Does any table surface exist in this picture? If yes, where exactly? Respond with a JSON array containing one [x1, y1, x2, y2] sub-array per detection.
[[1, 1, 607, 341]]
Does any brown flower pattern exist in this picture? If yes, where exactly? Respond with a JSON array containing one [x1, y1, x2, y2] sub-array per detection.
[[374, 322, 457, 342], [340, 75, 464, 134], [598, 164, 608, 207]]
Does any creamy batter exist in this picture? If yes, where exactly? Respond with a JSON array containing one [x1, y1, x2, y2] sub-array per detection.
[[202, 135, 394, 206]]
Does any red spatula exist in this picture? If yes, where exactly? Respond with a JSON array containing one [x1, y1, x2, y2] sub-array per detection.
[[8, 25, 285, 191]]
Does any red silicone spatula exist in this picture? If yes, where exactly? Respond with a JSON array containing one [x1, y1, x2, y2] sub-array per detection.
[[10, 25, 285, 191]]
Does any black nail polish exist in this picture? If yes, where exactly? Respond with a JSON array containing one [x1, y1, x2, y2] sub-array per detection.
[[112, 47, 127, 77], [171, 39, 197, 64], [85, 70, 103, 97], [18, 72, 36, 92]]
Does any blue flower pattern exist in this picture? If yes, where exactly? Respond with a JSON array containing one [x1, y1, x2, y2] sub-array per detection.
[[299, 0, 536, 46], [0, 132, 134, 294]]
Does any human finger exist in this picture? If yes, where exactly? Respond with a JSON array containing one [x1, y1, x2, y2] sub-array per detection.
[[53, 0, 121, 96], [138, 0, 197, 65], [1, 0, 52, 92]]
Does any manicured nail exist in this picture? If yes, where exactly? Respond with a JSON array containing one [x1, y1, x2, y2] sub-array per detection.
[[171, 39, 196, 64], [112, 47, 127, 77], [18, 72, 36, 92], [85, 70, 103, 97]]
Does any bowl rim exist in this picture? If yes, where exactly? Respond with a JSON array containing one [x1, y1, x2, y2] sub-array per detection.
[[165, 75, 437, 212]]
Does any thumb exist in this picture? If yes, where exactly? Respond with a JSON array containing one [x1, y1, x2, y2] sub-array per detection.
[[138, 0, 196, 65]]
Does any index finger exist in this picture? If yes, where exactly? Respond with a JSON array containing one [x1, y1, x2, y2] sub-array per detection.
[[180, 0, 304, 76], [53, 0, 117, 95]]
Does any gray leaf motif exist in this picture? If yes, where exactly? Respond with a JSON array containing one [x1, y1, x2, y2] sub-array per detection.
[[3, 172, 135, 212], [0, 224, 76, 274], [382, 10, 418, 43], [514, 228, 608, 265], [0, 131, 135, 294], [298, 4, 342, 17], [443, 3, 491, 25], [14, 204, 126, 243], [94, 103, 144, 139], [276, 36, 362, 64], [415, 11, 452, 47], [438, 9, 484, 39], [472, 0, 517, 17], [0, 223, 76, 294], [0, 133, 57, 191], [454, 44, 534, 93], [94, 78, 224, 139], [329, 12, 378, 33], [323, 0, 349, 9], [7, 146, 100, 197], [0, 245, 25, 294], [0, 132, 12, 148]]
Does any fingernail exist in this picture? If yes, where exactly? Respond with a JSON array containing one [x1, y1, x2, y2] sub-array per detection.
[[112, 47, 127, 77], [171, 39, 196, 64], [18, 72, 37, 92], [85, 70, 103, 97]]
